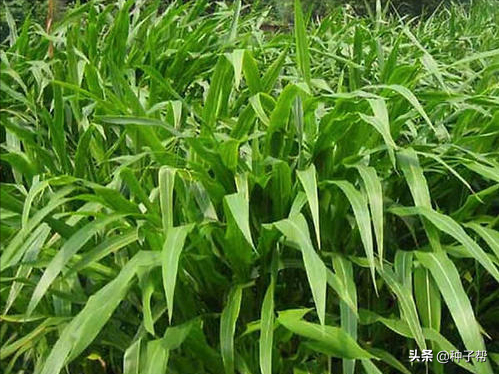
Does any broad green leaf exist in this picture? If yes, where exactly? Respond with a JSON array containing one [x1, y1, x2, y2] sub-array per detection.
[[262, 47, 288, 92], [397, 148, 432, 207], [0, 317, 68, 360], [297, 164, 321, 249], [139, 270, 155, 335], [394, 250, 413, 290], [333, 256, 358, 374], [123, 339, 142, 374], [74, 125, 94, 178], [414, 266, 441, 331], [327, 181, 376, 291], [397, 148, 442, 252], [162, 224, 195, 323], [224, 193, 254, 249], [360, 311, 476, 373], [259, 282, 274, 374], [416, 251, 493, 374], [144, 339, 168, 374], [278, 309, 372, 359], [367, 348, 411, 374], [326, 269, 357, 315], [463, 161, 499, 184], [243, 50, 262, 94], [4, 224, 51, 314], [221, 285, 243, 374], [289, 191, 307, 218], [144, 320, 194, 373], [249, 94, 270, 126], [392, 206, 499, 283], [274, 214, 326, 325], [375, 84, 442, 138], [159, 166, 176, 235], [39, 251, 160, 374], [204, 56, 233, 128], [21, 179, 49, 229], [1, 186, 75, 270], [51, 78, 70, 173], [465, 223, 499, 261], [121, 167, 158, 215], [68, 229, 139, 275], [359, 98, 397, 165], [361, 359, 384, 374], [228, 0, 241, 43], [27, 214, 124, 316], [227, 49, 245, 89], [378, 265, 426, 351], [423, 328, 477, 374], [266, 84, 306, 155], [355, 165, 384, 267], [294, 0, 311, 85]]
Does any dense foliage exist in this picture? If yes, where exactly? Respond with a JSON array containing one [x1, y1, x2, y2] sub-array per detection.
[[1, 0, 498, 373]]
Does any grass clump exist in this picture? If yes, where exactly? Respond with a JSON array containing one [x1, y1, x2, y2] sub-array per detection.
[[0, 0, 498, 373]]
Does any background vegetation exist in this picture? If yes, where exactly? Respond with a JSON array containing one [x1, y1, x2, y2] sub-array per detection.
[[1, 0, 498, 373], [0, 0, 473, 40]]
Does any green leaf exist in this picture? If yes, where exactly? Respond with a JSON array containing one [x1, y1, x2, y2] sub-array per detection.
[[274, 214, 326, 325], [262, 48, 288, 92], [465, 223, 499, 261], [228, 0, 241, 43], [333, 256, 358, 374], [138, 270, 155, 335], [68, 229, 139, 275], [359, 98, 397, 165], [397, 148, 442, 252], [326, 181, 377, 291], [259, 281, 274, 374], [4, 224, 51, 314], [123, 339, 142, 374], [1, 187, 75, 271], [297, 164, 321, 249], [361, 359, 384, 374], [375, 84, 443, 138], [203, 56, 233, 129], [144, 320, 194, 373], [159, 166, 176, 235], [330, 255, 357, 315], [121, 167, 158, 215], [39, 251, 160, 374], [74, 125, 95, 178], [243, 50, 262, 95], [278, 309, 373, 359], [227, 49, 245, 89], [415, 251, 493, 374], [463, 161, 499, 184], [414, 266, 441, 331], [27, 214, 125, 316], [294, 0, 311, 85], [144, 339, 169, 374], [221, 285, 243, 374], [394, 250, 413, 290], [378, 264, 426, 351], [162, 224, 195, 323], [224, 192, 254, 249], [392, 206, 499, 283], [355, 165, 384, 267]]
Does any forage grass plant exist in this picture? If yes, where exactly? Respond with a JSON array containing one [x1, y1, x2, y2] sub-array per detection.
[[0, 0, 498, 373]]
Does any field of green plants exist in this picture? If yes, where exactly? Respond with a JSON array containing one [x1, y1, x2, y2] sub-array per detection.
[[1, 0, 498, 373]]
